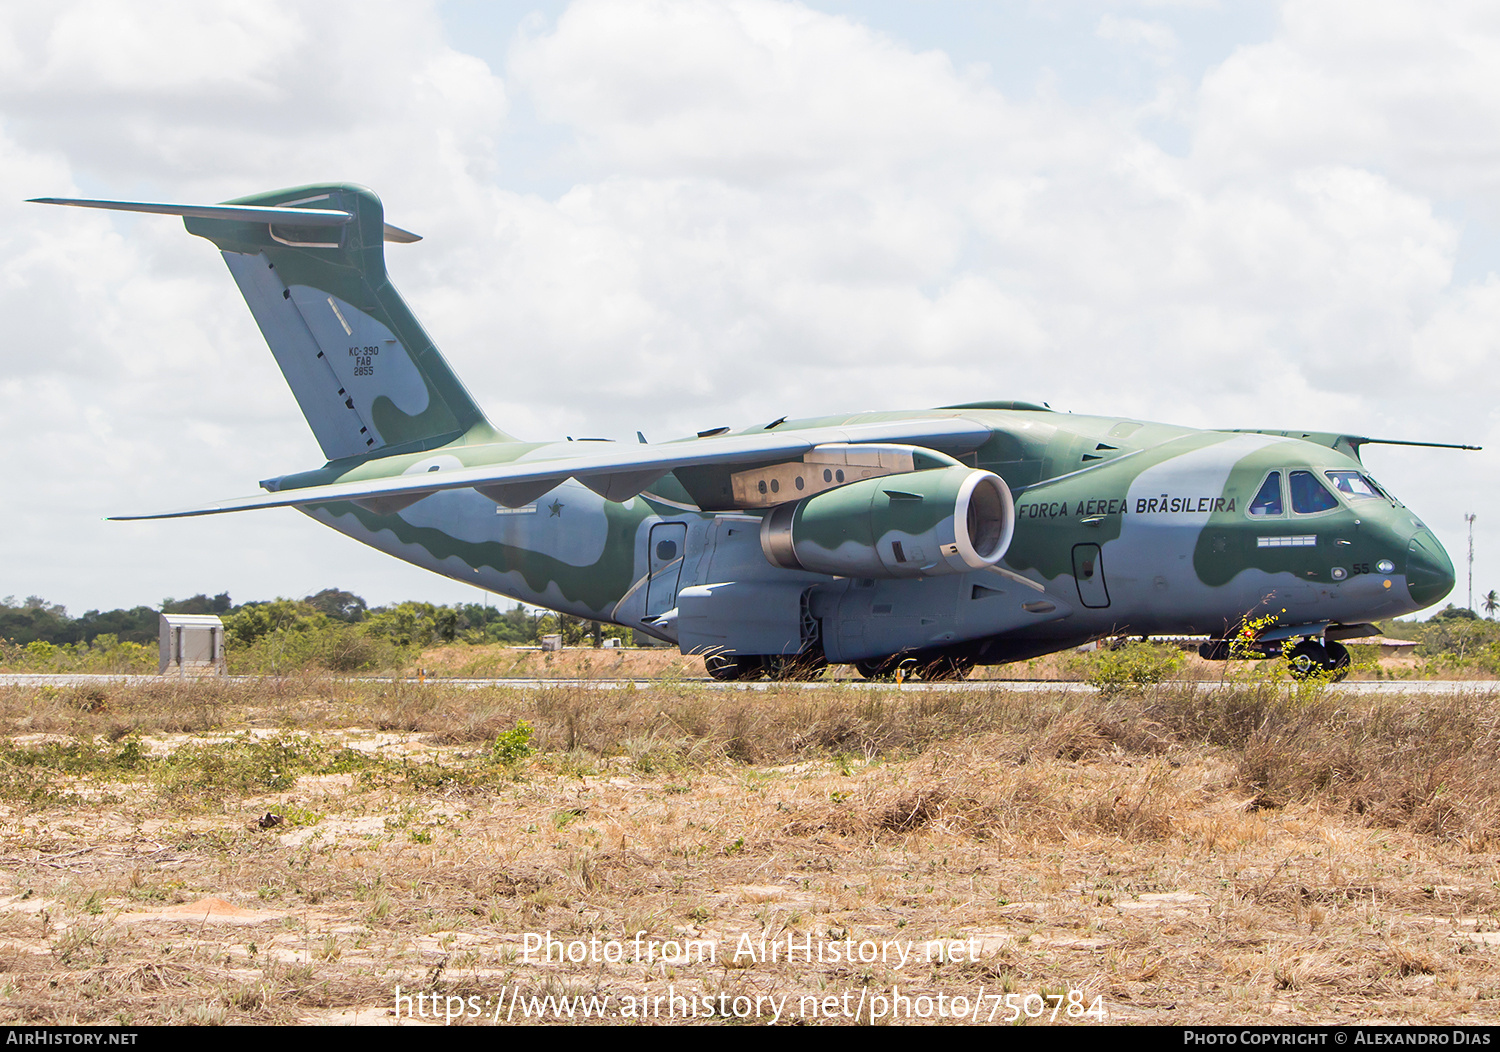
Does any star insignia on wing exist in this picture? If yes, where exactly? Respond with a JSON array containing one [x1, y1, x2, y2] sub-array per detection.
[[548, 499, 565, 517]]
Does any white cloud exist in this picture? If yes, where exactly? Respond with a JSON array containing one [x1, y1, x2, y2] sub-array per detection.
[[0, 1, 515, 609], [509, 0, 1009, 181], [1096, 14, 1179, 62], [1197, 0, 1500, 205], [0, 1, 507, 193]]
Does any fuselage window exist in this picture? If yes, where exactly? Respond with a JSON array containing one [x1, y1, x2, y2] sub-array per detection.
[[1289, 470, 1339, 514], [1249, 472, 1283, 517]]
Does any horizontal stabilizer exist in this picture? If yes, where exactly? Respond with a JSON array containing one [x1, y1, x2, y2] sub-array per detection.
[[31, 197, 350, 225], [29, 197, 420, 243], [111, 417, 992, 520]]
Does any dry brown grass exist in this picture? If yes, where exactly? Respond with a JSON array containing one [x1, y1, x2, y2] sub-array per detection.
[[0, 678, 1495, 1024]]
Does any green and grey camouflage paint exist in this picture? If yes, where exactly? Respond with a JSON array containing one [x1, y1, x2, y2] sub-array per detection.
[[38, 184, 1459, 675]]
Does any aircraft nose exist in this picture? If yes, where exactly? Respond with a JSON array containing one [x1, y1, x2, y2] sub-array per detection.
[[1407, 527, 1456, 609]]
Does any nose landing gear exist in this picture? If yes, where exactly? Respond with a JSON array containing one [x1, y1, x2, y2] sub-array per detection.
[[1286, 639, 1351, 682]]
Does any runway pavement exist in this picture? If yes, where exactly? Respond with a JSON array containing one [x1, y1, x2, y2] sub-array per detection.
[[1, 673, 1496, 694]]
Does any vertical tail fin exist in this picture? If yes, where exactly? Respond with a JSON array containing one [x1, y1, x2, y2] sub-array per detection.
[[35, 184, 508, 461]]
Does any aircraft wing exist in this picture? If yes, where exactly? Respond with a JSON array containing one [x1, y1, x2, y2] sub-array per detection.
[[113, 417, 992, 520]]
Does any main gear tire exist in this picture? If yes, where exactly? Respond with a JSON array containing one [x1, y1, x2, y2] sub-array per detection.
[[705, 654, 760, 681], [854, 657, 900, 681], [854, 654, 973, 681], [761, 654, 828, 681], [916, 656, 974, 681]]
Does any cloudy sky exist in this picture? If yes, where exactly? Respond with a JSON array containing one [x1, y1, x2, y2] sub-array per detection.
[[1, 0, 1496, 617]]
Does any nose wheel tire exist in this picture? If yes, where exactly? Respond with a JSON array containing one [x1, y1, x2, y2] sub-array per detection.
[[1286, 640, 1351, 682]]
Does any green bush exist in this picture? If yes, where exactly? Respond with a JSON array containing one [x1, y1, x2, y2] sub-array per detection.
[[0, 636, 155, 674], [225, 617, 404, 675], [1077, 641, 1185, 697], [491, 720, 535, 767]]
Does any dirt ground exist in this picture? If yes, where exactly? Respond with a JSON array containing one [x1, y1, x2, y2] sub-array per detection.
[[0, 676, 1497, 1026]]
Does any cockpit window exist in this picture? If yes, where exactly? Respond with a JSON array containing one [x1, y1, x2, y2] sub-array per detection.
[[1290, 470, 1339, 514], [1325, 471, 1384, 500], [1249, 472, 1283, 517]]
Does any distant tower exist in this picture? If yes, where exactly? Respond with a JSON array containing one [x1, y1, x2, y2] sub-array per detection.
[[1466, 512, 1477, 611]]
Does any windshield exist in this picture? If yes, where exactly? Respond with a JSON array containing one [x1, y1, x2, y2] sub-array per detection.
[[1290, 470, 1339, 514], [1249, 472, 1283, 517], [1325, 470, 1386, 501]]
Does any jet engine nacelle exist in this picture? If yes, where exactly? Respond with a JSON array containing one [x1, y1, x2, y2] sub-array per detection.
[[759, 466, 1014, 578]]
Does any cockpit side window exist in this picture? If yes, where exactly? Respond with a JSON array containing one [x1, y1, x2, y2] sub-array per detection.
[[1290, 470, 1339, 514], [1325, 470, 1383, 500], [1249, 472, 1283, 517]]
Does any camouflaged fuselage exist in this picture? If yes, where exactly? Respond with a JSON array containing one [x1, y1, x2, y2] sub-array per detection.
[[280, 406, 1453, 664], [40, 184, 1454, 667]]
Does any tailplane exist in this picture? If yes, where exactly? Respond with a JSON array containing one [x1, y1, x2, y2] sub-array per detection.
[[33, 184, 507, 461]]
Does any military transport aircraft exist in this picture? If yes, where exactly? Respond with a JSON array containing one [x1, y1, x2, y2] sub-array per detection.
[[35, 184, 1467, 681]]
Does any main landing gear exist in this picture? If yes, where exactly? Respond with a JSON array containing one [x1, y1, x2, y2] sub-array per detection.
[[704, 653, 829, 681], [703, 651, 976, 682], [853, 654, 975, 682], [704, 654, 759, 681]]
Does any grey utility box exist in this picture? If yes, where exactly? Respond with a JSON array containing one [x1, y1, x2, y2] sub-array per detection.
[[158, 614, 227, 675]]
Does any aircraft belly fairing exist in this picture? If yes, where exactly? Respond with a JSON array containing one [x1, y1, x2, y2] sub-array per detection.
[[35, 183, 1467, 681]]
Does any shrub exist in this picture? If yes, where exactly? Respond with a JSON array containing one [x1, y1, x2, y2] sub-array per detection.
[[1078, 641, 1185, 697], [491, 720, 536, 767]]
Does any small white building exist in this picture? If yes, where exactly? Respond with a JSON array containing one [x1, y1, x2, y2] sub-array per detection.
[[159, 614, 227, 675]]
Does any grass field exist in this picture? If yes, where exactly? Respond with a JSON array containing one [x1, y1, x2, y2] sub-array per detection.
[[0, 675, 1497, 1025]]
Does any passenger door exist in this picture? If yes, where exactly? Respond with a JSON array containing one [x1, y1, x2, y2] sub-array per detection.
[[1072, 543, 1111, 608], [645, 523, 689, 618]]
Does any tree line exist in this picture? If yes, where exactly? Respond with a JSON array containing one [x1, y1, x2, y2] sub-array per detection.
[[0, 590, 628, 651]]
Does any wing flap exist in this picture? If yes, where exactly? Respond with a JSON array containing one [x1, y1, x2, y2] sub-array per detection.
[[474, 480, 562, 509], [352, 492, 434, 515], [580, 469, 669, 503]]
